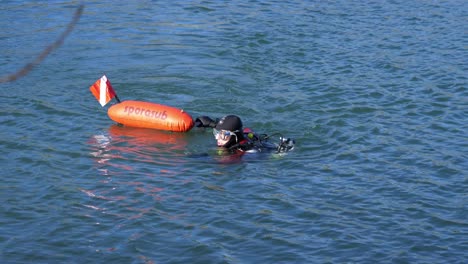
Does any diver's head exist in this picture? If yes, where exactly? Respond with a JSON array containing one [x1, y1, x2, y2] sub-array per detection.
[[213, 115, 244, 148]]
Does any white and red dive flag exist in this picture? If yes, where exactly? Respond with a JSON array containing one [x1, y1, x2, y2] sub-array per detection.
[[89, 75, 117, 107]]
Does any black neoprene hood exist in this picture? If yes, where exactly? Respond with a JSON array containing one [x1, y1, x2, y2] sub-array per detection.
[[215, 115, 243, 131]]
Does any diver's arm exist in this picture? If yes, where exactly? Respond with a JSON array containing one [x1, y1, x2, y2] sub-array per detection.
[[194, 116, 218, 128]]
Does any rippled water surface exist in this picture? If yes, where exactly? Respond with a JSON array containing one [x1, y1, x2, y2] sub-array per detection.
[[1, 1, 467, 263]]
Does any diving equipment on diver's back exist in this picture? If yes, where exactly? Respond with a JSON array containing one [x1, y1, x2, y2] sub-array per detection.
[[244, 130, 295, 153], [277, 137, 295, 153]]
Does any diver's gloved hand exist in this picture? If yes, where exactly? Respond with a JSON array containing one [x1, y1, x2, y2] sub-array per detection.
[[195, 116, 217, 128]]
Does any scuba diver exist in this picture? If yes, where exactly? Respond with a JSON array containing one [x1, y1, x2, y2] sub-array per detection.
[[195, 115, 295, 154]]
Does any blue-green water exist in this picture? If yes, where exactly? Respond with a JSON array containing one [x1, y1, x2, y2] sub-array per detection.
[[1, 1, 467, 263]]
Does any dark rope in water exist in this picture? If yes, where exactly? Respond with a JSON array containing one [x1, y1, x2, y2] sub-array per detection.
[[0, 5, 84, 83]]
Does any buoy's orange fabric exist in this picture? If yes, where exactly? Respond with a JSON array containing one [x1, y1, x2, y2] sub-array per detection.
[[108, 100, 194, 132]]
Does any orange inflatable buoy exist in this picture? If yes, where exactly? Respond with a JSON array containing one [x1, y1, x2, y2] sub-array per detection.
[[108, 100, 194, 132], [89, 75, 194, 132]]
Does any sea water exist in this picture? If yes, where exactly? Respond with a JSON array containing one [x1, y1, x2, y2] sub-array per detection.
[[0, 1, 466, 263]]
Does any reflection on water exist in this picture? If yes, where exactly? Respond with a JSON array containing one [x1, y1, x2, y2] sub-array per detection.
[[89, 125, 189, 169], [84, 125, 193, 221], [83, 124, 263, 220]]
